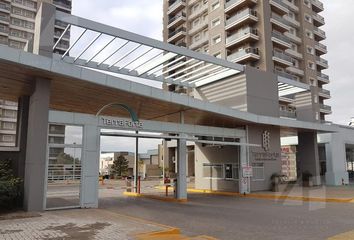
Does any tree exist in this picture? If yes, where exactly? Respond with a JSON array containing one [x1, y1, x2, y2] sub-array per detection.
[[111, 155, 129, 177], [0, 159, 22, 210]]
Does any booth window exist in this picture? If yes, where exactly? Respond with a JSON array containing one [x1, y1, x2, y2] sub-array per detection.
[[252, 163, 265, 181], [203, 164, 223, 179]]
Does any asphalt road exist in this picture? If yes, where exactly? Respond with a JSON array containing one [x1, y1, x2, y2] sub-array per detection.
[[99, 190, 354, 240]]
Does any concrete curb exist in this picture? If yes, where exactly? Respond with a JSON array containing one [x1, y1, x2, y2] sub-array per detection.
[[123, 192, 188, 203]]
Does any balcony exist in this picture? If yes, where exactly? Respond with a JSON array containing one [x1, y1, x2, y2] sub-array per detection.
[[53, 0, 71, 11], [283, 15, 300, 27], [226, 27, 259, 48], [0, 3, 10, 13], [315, 42, 327, 55], [0, 38, 7, 45], [318, 87, 331, 99], [227, 47, 260, 63], [167, 12, 186, 28], [313, 13, 325, 27], [282, 0, 299, 12], [55, 20, 69, 29], [271, 13, 290, 32], [54, 31, 70, 41], [311, 0, 324, 13], [0, 14, 9, 24], [167, 27, 187, 43], [271, 31, 291, 49], [275, 70, 299, 81], [270, 0, 289, 16], [317, 72, 329, 84], [316, 56, 328, 69], [189, 33, 209, 50], [284, 32, 302, 43], [273, 51, 292, 67], [189, 3, 208, 20], [280, 110, 296, 119], [225, 0, 257, 14], [168, 0, 186, 15], [225, 9, 258, 31], [319, 104, 332, 114], [188, 17, 208, 35], [0, 25, 9, 35], [285, 48, 303, 59], [313, 27, 326, 41], [286, 66, 304, 76]]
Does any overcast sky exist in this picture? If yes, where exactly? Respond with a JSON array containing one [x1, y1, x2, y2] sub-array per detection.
[[72, 0, 353, 130]]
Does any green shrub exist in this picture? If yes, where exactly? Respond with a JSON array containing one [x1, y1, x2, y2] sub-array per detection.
[[0, 159, 22, 209]]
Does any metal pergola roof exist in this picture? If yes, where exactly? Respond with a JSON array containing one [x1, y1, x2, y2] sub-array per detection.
[[53, 11, 310, 96], [54, 11, 244, 88]]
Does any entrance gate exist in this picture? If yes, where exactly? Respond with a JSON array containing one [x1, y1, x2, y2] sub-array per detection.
[[45, 110, 252, 210]]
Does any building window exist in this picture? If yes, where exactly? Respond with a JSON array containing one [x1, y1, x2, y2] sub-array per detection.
[[3, 122, 15, 130], [193, 33, 201, 42], [252, 163, 264, 181], [2, 135, 14, 142], [308, 61, 315, 70], [212, 35, 221, 45], [307, 46, 314, 55], [291, 43, 297, 51], [211, 18, 220, 28], [203, 164, 223, 179], [305, 14, 312, 23], [4, 110, 15, 118], [303, 0, 311, 8], [211, 1, 220, 11], [305, 30, 313, 39], [203, 45, 209, 53], [192, 18, 200, 27]]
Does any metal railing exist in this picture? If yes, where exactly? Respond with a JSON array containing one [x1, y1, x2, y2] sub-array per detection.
[[271, 13, 290, 26], [226, 27, 258, 44], [168, 27, 186, 39], [0, 14, 9, 22], [275, 70, 298, 81], [227, 47, 259, 62], [313, 13, 325, 23], [168, 12, 186, 24], [226, 9, 257, 26], [314, 27, 326, 37], [47, 164, 81, 181], [168, 0, 186, 12], [272, 31, 290, 43], [0, 26, 9, 34], [0, 3, 10, 11], [319, 104, 331, 111], [225, 0, 257, 10], [311, 0, 324, 9], [53, 0, 71, 9], [316, 56, 328, 65], [273, 51, 292, 63], [271, 0, 289, 10], [318, 88, 330, 96], [315, 42, 327, 51], [317, 72, 329, 80], [280, 110, 296, 119]]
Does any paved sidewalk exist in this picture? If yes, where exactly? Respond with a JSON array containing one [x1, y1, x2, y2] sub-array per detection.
[[0, 209, 165, 240]]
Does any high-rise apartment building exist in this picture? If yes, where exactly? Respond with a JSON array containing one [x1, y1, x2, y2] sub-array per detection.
[[0, 0, 72, 147], [163, 0, 330, 123]]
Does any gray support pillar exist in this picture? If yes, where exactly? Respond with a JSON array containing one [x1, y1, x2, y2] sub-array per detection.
[[163, 140, 169, 177], [33, 2, 55, 57], [24, 78, 51, 211], [177, 137, 187, 200], [297, 131, 321, 185], [325, 134, 348, 185], [80, 124, 100, 208]]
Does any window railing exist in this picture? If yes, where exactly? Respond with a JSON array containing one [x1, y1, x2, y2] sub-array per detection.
[[319, 104, 331, 111], [168, 12, 186, 24], [168, 27, 186, 38], [272, 31, 290, 43], [317, 72, 329, 80], [226, 9, 257, 26], [227, 47, 259, 61], [273, 51, 292, 63], [168, 0, 186, 11], [226, 27, 258, 44], [275, 70, 298, 81]]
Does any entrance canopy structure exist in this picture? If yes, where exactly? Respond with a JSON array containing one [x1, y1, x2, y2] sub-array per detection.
[[53, 11, 308, 96]]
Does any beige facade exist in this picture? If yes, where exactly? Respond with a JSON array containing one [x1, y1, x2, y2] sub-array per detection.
[[0, 0, 72, 147], [163, 0, 330, 123]]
